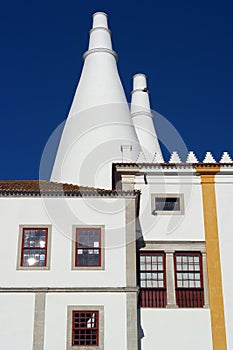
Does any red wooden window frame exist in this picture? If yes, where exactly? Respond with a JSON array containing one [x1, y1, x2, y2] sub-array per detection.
[[139, 251, 167, 308], [75, 228, 101, 267], [20, 228, 48, 267], [174, 252, 204, 308], [72, 310, 99, 347]]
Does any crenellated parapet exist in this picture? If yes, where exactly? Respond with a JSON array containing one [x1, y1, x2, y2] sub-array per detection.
[[135, 151, 233, 164]]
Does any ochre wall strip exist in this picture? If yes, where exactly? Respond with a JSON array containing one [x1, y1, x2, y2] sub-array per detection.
[[196, 166, 227, 350]]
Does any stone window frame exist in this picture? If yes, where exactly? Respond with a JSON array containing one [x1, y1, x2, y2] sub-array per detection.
[[140, 241, 209, 309], [151, 193, 185, 215], [17, 225, 52, 270], [67, 305, 104, 350], [72, 225, 105, 270]]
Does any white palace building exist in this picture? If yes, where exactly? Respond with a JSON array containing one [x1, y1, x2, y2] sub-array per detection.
[[0, 11, 233, 350]]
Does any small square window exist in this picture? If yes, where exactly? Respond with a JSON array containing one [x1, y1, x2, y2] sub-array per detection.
[[151, 194, 184, 215], [72, 227, 105, 270], [17, 226, 51, 270]]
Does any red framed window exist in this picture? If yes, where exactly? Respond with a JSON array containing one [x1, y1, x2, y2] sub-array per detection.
[[174, 252, 204, 308], [21, 228, 48, 267], [139, 252, 167, 308], [75, 228, 101, 267], [72, 310, 99, 346]]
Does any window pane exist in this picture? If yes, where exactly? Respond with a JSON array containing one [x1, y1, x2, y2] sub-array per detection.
[[196, 281, 201, 288], [155, 197, 180, 211], [158, 281, 164, 287]]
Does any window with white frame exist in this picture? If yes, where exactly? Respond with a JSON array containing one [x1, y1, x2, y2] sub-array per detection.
[[151, 194, 184, 215]]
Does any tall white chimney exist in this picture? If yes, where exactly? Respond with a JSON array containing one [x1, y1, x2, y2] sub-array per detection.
[[51, 12, 141, 188]]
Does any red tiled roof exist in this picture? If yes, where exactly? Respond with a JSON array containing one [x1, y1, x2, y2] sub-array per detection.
[[0, 180, 138, 197]]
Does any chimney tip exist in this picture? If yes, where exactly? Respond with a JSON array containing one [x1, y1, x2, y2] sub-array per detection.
[[133, 73, 148, 91], [92, 12, 108, 29]]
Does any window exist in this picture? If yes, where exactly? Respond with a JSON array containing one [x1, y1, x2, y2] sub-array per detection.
[[174, 252, 204, 308], [67, 306, 104, 350], [139, 252, 167, 308], [73, 227, 104, 270], [151, 194, 184, 215], [18, 227, 51, 269], [155, 197, 180, 211], [72, 311, 99, 346]]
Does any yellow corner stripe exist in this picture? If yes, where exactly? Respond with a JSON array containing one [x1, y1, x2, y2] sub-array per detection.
[[196, 165, 227, 350]]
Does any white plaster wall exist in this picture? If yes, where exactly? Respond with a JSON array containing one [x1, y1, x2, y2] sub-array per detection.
[[140, 309, 212, 350], [44, 292, 127, 350], [0, 293, 34, 350], [135, 175, 205, 241], [0, 197, 127, 287], [215, 176, 233, 349]]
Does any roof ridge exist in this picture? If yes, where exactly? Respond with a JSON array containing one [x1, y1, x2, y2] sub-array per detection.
[[0, 180, 139, 197]]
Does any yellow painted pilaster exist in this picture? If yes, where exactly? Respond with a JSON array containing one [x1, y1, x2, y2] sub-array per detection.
[[196, 165, 227, 350]]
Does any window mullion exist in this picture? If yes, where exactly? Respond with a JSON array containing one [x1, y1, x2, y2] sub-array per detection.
[[202, 252, 209, 308], [165, 251, 178, 308]]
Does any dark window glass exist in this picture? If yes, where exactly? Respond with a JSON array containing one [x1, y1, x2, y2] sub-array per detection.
[[155, 197, 180, 211], [75, 228, 101, 267], [72, 311, 99, 346]]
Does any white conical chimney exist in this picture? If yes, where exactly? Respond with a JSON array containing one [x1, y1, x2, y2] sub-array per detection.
[[50, 12, 141, 188], [131, 74, 162, 162]]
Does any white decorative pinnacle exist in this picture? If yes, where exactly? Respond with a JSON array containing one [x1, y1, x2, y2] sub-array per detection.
[[186, 151, 199, 163], [203, 152, 216, 163], [136, 151, 147, 163], [169, 152, 182, 163], [220, 152, 233, 163], [151, 152, 164, 163]]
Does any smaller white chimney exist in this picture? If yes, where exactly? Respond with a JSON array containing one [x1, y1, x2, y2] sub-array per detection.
[[121, 145, 133, 162], [131, 74, 163, 162]]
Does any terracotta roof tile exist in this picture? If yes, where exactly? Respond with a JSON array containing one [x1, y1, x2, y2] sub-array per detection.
[[0, 180, 139, 197]]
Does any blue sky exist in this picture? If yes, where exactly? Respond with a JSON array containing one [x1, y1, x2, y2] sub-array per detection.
[[1, 0, 233, 179]]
